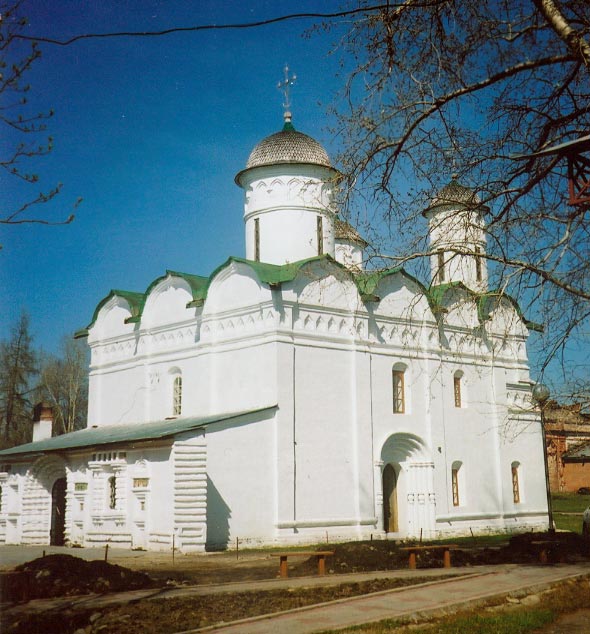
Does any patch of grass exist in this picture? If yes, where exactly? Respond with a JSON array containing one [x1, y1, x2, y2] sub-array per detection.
[[554, 513, 585, 533], [336, 611, 554, 634], [552, 493, 590, 533], [552, 492, 590, 514], [412, 611, 553, 634]]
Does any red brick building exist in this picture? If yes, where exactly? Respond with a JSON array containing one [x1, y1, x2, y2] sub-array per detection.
[[544, 403, 590, 492]]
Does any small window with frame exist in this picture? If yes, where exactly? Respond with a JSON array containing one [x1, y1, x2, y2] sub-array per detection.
[[254, 218, 260, 262], [437, 249, 445, 283], [317, 215, 324, 256], [475, 246, 483, 281], [453, 372, 463, 408], [452, 468, 460, 506], [392, 369, 405, 414], [108, 476, 117, 510], [173, 375, 182, 416], [511, 463, 520, 504]]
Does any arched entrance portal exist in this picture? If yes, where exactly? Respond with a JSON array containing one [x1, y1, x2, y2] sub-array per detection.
[[51, 478, 67, 546], [382, 464, 399, 533], [380, 433, 435, 538], [23, 455, 68, 545]]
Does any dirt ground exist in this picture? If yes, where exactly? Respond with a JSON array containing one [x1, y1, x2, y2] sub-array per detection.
[[1, 533, 589, 634]]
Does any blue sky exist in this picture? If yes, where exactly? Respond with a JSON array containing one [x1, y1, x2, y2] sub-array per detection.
[[2, 1, 582, 392], [2, 1, 347, 352]]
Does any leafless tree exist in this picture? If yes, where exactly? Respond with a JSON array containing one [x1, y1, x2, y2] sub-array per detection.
[[39, 338, 88, 435], [0, 1, 77, 232], [327, 0, 590, 393], [0, 311, 37, 446]]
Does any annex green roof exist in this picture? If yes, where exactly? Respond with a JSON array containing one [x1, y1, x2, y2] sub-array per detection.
[[0, 405, 277, 459]]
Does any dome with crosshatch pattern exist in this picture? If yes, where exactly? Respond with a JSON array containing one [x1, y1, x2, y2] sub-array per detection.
[[244, 122, 332, 171]]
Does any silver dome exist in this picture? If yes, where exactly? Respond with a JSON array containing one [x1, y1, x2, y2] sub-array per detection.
[[245, 127, 332, 170], [431, 180, 480, 207]]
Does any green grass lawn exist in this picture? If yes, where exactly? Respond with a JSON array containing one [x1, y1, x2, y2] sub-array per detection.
[[552, 492, 590, 533]]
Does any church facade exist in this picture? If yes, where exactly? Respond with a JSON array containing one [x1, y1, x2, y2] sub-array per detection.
[[0, 116, 549, 551]]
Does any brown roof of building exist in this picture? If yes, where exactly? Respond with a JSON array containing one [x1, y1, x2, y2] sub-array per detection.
[[334, 218, 368, 247]]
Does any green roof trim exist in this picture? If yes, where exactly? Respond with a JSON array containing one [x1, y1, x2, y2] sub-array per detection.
[[144, 270, 209, 308], [82, 289, 146, 335], [426, 283, 542, 332], [0, 405, 277, 458], [80, 255, 541, 337], [355, 268, 402, 298], [355, 267, 442, 316], [188, 254, 340, 306], [427, 281, 469, 305], [477, 292, 543, 332]]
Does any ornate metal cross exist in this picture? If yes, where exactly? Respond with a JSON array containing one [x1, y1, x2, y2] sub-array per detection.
[[277, 64, 297, 122]]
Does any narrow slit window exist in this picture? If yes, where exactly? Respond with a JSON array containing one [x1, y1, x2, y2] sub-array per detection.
[[173, 376, 182, 416], [392, 370, 405, 414], [511, 465, 520, 503], [454, 375, 462, 408], [451, 468, 460, 506], [108, 476, 117, 510], [254, 218, 260, 262], [437, 249, 445, 282], [475, 246, 482, 281], [317, 216, 324, 256]]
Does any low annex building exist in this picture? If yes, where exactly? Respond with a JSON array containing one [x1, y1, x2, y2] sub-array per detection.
[[0, 114, 550, 551]]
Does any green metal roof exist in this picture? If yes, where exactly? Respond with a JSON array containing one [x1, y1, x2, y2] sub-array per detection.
[[79, 255, 540, 337], [427, 283, 542, 332], [75, 289, 145, 338], [145, 270, 209, 307], [186, 255, 342, 307], [0, 406, 277, 458], [477, 292, 543, 332], [427, 281, 469, 305]]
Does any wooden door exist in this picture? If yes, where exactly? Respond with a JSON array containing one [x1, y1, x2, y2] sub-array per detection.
[[382, 464, 398, 533], [50, 478, 67, 546]]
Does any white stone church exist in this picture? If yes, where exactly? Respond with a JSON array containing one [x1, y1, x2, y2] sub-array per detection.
[[0, 113, 549, 551]]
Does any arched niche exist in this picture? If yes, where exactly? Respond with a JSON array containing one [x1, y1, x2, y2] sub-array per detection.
[[204, 261, 272, 314], [89, 295, 136, 342], [142, 277, 194, 329]]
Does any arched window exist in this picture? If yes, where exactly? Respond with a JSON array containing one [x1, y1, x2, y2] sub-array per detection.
[[451, 467, 460, 506], [475, 246, 483, 281], [254, 218, 260, 261], [108, 476, 117, 510], [173, 375, 182, 416], [437, 249, 445, 282], [392, 365, 406, 414], [317, 215, 324, 255], [453, 371, 463, 408], [451, 461, 462, 507], [511, 462, 521, 503]]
